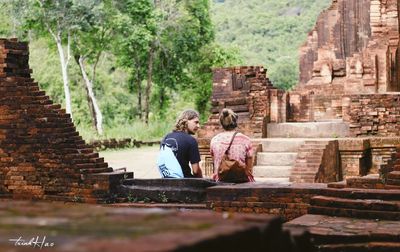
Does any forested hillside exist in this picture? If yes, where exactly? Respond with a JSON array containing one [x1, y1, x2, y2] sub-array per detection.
[[0, 0, 331, 141], [212, 0, 331, 89]]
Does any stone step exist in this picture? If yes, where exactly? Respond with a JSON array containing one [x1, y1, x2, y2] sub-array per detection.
[[122, 178, 218, 188], [320, 187, 400, 201], [387, 179, 400, 186], [284, 214, 400, 247], [304, 141, 331, 145], [291, 171, 318, 176], [257, 152, 297, 166], [327, 181, 347, 189], [290, 176, 316, 183], [267, 122, 349, 138], [253, 165, 292, 178], [80, 167, 114, 174], [253, 138, 306, 152], [293, 163, 320, 168], [388, 171, 400, 180], [345, 175, 386, 189], [298, 148, 325, 153], [253, 177, 290, 184], [317, 242, 400, 252], [297, 153, 324, 158], [308, 205, 400, 220], [311, 195, 400, 212]]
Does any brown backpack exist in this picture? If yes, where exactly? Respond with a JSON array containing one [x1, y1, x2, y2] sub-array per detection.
[[217, 132, 249, 183]]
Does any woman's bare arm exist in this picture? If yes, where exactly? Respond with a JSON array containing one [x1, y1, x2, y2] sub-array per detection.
[[245, 156, 253, 174]]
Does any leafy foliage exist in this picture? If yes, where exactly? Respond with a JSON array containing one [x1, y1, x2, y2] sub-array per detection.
[[212, 0, 331, 89], [0, 0, 332, 140]]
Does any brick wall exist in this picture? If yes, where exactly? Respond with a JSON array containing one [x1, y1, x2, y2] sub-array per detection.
[[198, 66, 286, 139], [343, 94, 400, 137], [207, 184, 326, 221], [288, 84, 346, 122], [0, 39, 131, 202]]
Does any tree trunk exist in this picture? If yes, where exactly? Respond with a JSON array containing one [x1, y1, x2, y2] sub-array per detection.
[[145, 42, 155, 124], [136, 61, 142, 119], [159, 85, 165, 117], [91, 51, 101, 87], [77, 55, 103, 135], [54, 33, 73, 117]]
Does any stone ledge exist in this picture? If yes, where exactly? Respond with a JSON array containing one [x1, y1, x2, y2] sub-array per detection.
[[0, 199, 313, 252], [285, 214, 400, 246]]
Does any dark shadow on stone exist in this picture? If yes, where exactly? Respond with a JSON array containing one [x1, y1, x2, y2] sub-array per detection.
[[118, 178, 222, 203]]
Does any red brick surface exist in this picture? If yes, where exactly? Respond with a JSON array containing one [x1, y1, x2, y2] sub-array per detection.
[[0, 39, 131, 202], [285, 214, 400, 251], [344, 94, 400, 137], [206, 183, 327, 221], [0, 199, 312, 252], [198, 66, 286, 139]]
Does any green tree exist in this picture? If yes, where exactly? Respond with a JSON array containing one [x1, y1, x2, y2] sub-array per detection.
[[113, 0, 216, 123], [0, 0, 28, 38], [112, 0, 156, 121], [24, 0, 83, 117], [151, 0, 215, 118], [188, 44, 243, 121], [72, 0, 115, 135], [212, 0, 331, 89]]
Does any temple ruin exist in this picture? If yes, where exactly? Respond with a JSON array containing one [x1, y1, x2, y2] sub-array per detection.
[[199, 0, 400, 185]]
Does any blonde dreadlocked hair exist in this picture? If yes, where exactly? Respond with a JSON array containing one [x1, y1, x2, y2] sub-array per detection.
[[174, 109, 200, 132]]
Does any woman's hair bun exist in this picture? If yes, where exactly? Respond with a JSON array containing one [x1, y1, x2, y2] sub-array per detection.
[[222, 108, 229, 117], [219, 108, 238, 130]]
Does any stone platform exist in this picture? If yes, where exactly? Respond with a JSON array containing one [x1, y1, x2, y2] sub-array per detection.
[[206, 182, 328, 221], [285, 214, 400, 252], [0, 199, 311, 252], [119, 178, 220, 203]]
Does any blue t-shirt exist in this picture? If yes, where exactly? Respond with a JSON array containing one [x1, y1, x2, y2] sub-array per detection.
[[161, 131, 201, 177]]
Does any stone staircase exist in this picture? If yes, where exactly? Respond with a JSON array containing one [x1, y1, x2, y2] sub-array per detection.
[[308, 187, 400, 220], [283, 146, 400, 251], [253, 121, 349, 183], [290, 140, 331, 183], [285, 214, 400, 252], [253, 138, 304, 183], [266, 121, 349, 138]]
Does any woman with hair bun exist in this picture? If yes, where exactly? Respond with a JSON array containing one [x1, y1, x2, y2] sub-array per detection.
[[210, 108, 255, 182]]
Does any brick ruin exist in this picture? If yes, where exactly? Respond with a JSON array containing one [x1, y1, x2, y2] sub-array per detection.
[[291, 0, 400, 124], [202, 0, 400, 133], [198, 66, 286, 139], [0, 39, 132, 202], [199, 0, 400, 182]]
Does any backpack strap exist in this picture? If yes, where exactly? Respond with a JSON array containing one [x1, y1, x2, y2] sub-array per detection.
[[225, 131, 238, 155]]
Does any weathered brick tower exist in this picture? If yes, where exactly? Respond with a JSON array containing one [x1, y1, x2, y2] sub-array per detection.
[[198, 66, 286, 139], [0, 39, 132, 202], [290, 0, 400, 128]]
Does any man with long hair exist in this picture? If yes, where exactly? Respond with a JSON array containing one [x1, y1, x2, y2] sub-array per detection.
[[160, 109, 203, 178]]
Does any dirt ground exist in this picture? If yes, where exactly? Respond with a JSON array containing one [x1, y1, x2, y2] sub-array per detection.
[[99, 146, 161, 179]]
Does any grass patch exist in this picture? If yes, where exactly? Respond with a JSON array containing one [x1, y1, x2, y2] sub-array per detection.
[[77, 120, 173, 142]]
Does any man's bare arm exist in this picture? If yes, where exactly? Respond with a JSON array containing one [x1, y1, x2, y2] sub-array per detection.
[[191, 163, 203, 178]]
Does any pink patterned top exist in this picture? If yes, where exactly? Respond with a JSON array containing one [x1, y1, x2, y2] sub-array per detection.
[[210, 131, 254, 181]]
